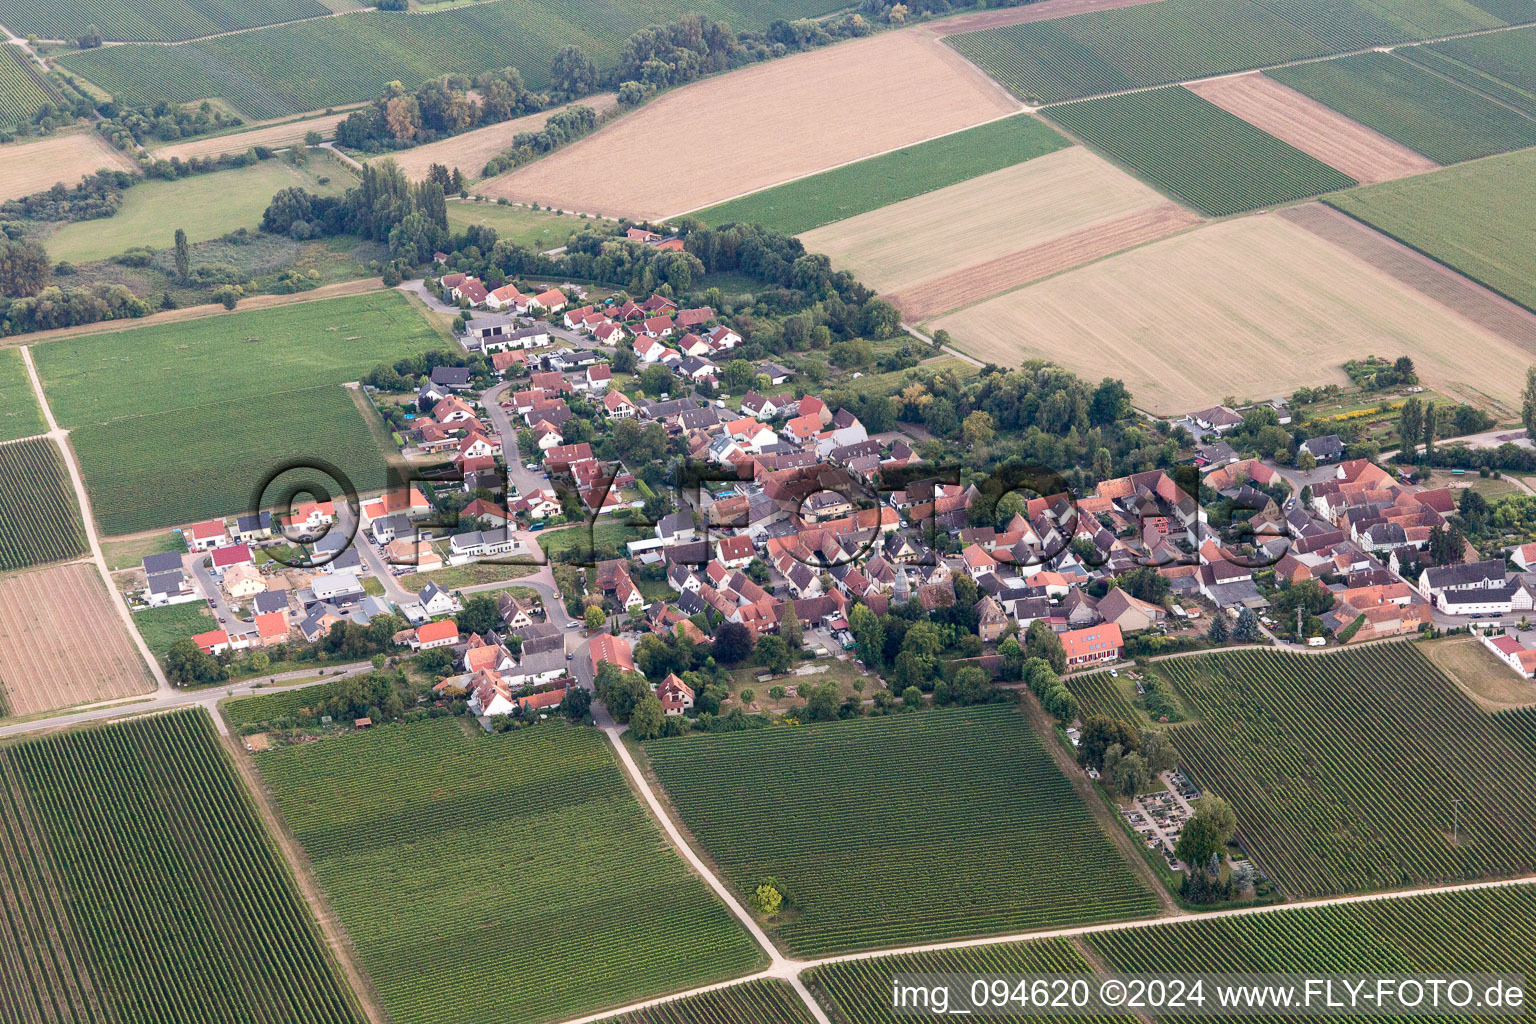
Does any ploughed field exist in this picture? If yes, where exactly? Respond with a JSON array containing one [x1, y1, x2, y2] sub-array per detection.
[[256, 718, 764, 1024], [642, 703, 1159, 956], [0, 709, 362, 1022]]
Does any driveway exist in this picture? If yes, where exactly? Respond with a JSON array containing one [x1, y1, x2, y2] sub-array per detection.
[[482, 381, 551, 495]]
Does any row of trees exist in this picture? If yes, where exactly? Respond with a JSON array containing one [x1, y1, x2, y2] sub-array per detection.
[[336, 69, 543, 152]]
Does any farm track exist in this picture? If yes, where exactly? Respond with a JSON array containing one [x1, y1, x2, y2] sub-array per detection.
[[890, 204, 1201, 320], [1281, 202, 1536, 360]]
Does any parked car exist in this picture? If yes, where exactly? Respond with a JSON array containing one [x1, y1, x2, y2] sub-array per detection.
[[565, 620, 581, 629]]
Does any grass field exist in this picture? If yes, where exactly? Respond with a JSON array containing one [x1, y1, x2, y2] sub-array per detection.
[[34, 289, 440, 534], [0, 44, 49, 128], [642, 704, 1158, 957], [1406, 25, 1536, 117], [0, 129, 138, 203], [133, 600, 217, 661], [446, 200, 604, 250], [0, 0, 341, 42], [1327, 147, 1536, 312], [56, 0, 843, 119], [257, 719, 763, 1024], [45, 152, 353, 263], [102, 529, 184, 570], [944, 0, 1507, 104], [478, 29, 1022, 220], [0, 709, 363, 1022], [694, 114, 1069, 235], [0, 438, 86, 571], [0, 348, 45, 441], [1045, 87, 1356, 216], [799, 146, 1182, 310], [1424, 635, 1536, 710], [844, 357, 982, 397], [929, 214, 1529, 414], [597, 981, 817, 1024], [1155, 645, 1536, 897], [398, 560, 540, 592], [1267, 52, 1536, 165]]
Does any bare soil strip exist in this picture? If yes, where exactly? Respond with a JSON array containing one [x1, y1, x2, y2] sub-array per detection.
[[1280, 203, 1536, 361], [152, 108, 359, 161], [890, 204, 1201, 320], [922, 0, 1168, 37], [0, 563, 154, 718], [1186, 74, 1438, 185], [375, 94, 619, 181]]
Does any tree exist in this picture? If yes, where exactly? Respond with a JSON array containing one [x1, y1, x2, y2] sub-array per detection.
[[1296, 449, 1316, 472], [1394, 355, 1417, 385], [1175, 795, 1236, 873], [550, 45, 598, 95], [1206, 614, 1229, 644], [1231, 608, 1262, 643], [1398, 397, 1422, 455], [750, 882, 782, 917], [584, 604, 606, 630], [712, 621, 753, 664], [595, 663, 649, 722], [962, 410, 995, 446], [803, 681, 838, 721], [560, 685, 592, 720], [1422, 400, 1436, 457], [779, 600, 802, 657], [1112, 751, 1148, 796], [0, 238, 49, 297], [739, 688, 755, 705], [1523, 367, 1536, 440], [1077, 716, 1137, 771], [1140, 730, 1179, 774], [456, 594, 500, 634], [756, 634, 790, 674], [1024, 620, 1066, 673], [173, 228, 191, 283], [629, 694, 664, 740], [901, 685, 924, 707]]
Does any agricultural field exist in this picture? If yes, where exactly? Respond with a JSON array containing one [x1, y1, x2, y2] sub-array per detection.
[[596, 981, 817, 1024], [928, 214, 1529, 415], [0, 347, 45, 441], [642, 704, 1159, 957], [1064, 668, 1142, 724], [477, 29, 1023, 221], [1267, 52, 1536, 166], [1406, 25, 1536, 118], [0, 562, 153, 716], [0, 0, 344, 42], [1424, 635, 1536, 710], [45, 151, 354, 263], [257, 719, 763, 1024], [152, 107, 356, 160], [809, 937, 1127, 1024], [0, 44, 49, 128], [375, 94, 618, 181], [944, 0, 1507, 104], [0, 438, 86, 571], [1088, 884, 1536, 986], [1327, 146, 1536, 312], [56, 0, 845, 119], [0, 709, 364, 1022], [694, 113, 1069, 235], [1185, 73, 1438, 184], [446, 200, 606, 250], [799, 146, 1192, 318], [1045, 87, 1356, 217], [1154, 645, 1536, 897], [0, 129, 138, 203]]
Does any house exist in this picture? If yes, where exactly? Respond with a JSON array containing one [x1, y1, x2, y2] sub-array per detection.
[[1096, 588, 1166, 633], [634, 335, 671, 362], [529, 287, 567, 313], [254, 611, 290, 647], [484, 284, 527, 312], [657, 672, 695, 715], [475, 324, 550, 352], [675, 306, 714, 330], [253, 591, 289, 616], [497, 593, 537, 628], [1061, 623, 1125, 667], [192, 629, 233, 655], [1482, 631, 1536, 678], [676, 355, 717, 381], [232, 512, 271, 543], [208, 544, 253, 579], [1513, 543, 1536, 572], [1191, 406, 1245, 433], [583, 364, 612, 391], [456, 431, 498, 461], [449, 530, 523, 559], [1300, 434, 1345, 464], [656, 511, 696, 544], [707, 325, 741, 352], [414, 619, 460, 650], [186, 519, 227, 551], [603, 390, 638, 419], [593, 321, 628, 345], [141, 551, 196, 606], [759, 362, 792, 385], [430, 366, 472, 391], [1419, 559, 1509, 601], [310, 574, 364, 605], [716, 534, 755, 569], [222, 562, 265, 599], [418, 581, 458, 617], [975, 596, 1009, 643], [638, 315, 675, 338], [589, 633, 634, 675]]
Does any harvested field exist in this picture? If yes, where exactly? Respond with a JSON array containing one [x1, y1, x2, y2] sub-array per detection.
[[0, 131, 137, 203], [924, 0, 1168, 36], [477, 30, 1021, 220], [800, 147, 1173, 297], [1186, 73, 1438, 184], [0, 562, 153, 717], [931, 215, 1531, 415], [151, 108, 357, 161], [375, 94, 618, 181], [892, 205, 1200, 320]]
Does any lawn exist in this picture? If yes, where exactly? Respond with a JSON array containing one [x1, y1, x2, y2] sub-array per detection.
[[102, 531, 185, 571], [256, 719, 764, 1024], [398, 560, 540, 592], [1154, 644, 1536, 897], [1045, 86, 1356, 217], [0, 347, 44, 441], [1268, 52, 1536, 166], [641, 703, 1159, 956], [445, 200, 603, 250], [537, 519, 643, 561], [133, 600, 217, 661], [0, 438, 87, 571], [693, 113, 1070, 235], [0, 709, 362, 1023], [45, 152, 353, 263], [1327, 148, 1536, 312]]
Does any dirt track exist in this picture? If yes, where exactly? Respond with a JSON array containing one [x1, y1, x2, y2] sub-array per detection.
[[889, 204, 1201, 320], [1186, 75, 1438, 185]]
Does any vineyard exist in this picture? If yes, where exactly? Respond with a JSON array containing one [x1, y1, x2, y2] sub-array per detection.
[[944, 0, 1510, 104], [56, 0, 843, 119], [1407, 26, 1536, 118], [256, 719, 763, 1024], [1268, 52, 1536, 165], [0, 709, 363, 1023], [1088, 883, 1536, 986], [0, 0, 338, 42], [642, 704, 1159, 957], [0, 438, 87, 571], [0, 348, 45, 442], [1046, 87, 1356, 216], [808, 936, 1130, 1024], [597, 981, 817, 1024], [0, 44, 49, 129], [1155, 644, 1536, 897], [1064, 669, 1142, 724], [694, 114, 1070, 235]]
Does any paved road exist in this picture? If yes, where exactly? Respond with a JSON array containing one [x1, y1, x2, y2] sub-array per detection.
[[185, 551, 253, 637], [482, 380, 550, 496]]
